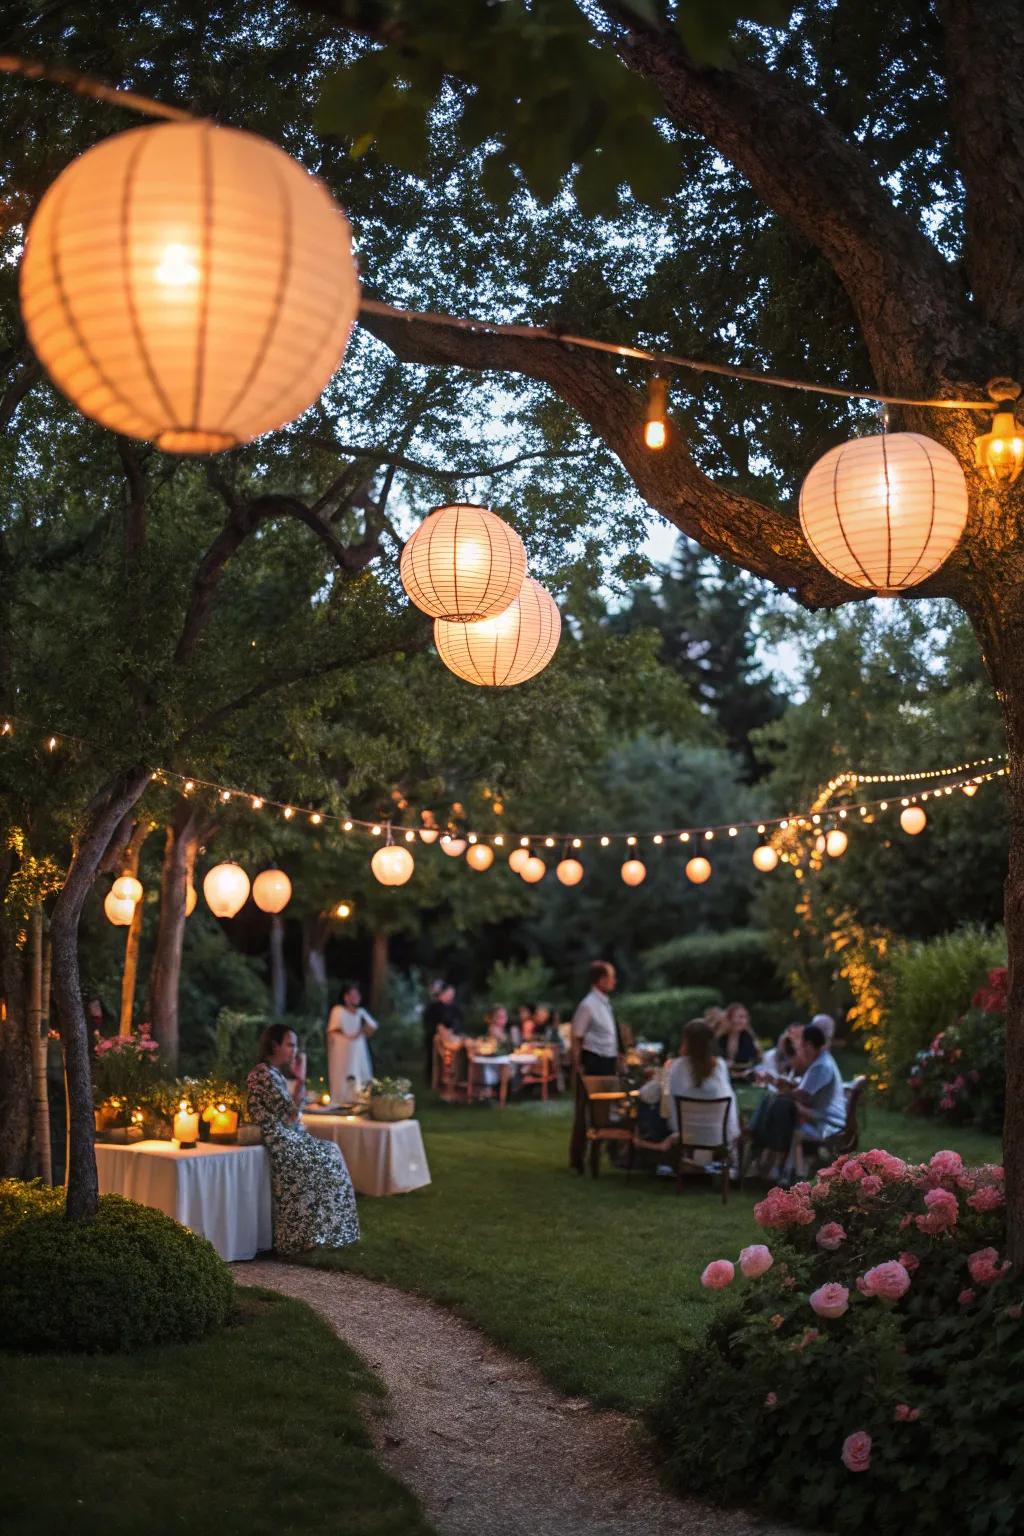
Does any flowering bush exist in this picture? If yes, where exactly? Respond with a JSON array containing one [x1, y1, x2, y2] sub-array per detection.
[[91, 1026, 160, 1108], [649, 1149, 1023, 1535], [906, 1007, 1005, 1134]]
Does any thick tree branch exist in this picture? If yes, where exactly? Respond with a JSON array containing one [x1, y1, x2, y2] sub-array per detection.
[[293, 433, 591, 481], [0, 354, 39, 433], [115, 439, 148, 564]]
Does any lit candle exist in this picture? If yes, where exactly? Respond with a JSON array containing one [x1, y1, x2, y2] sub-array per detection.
[[173, 1100, 199, 1148], [321, 1092, 331, 1106], [209, 1103, 239, 1142]]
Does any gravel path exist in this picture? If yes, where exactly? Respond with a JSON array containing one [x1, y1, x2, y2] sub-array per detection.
[[238, 1260, 795, 1536]]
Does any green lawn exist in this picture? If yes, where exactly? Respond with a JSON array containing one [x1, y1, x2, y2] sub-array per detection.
[[0, 1288, 433, 1536], [307, 1092, 1001, 1413]]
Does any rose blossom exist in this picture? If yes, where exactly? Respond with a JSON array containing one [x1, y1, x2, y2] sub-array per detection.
[[816, 1222, 847, 1251], [701, 1259, 735, 1290], [840, 1160, 865, 1183], [859, 1175, 884, 1197], [754, 1187, 815, 1229], [967, 1185, 1005, 1213], [841, 1431, 872, 1473], [894, 1404, 920, 1423], [765, 1392, 778, 1409], [860, 1148, 908, 1181], [860, 1261, 912, 1302], [897, 1251, 920, 1273], [916, 1186, 959, 1234], [739, 1244, 774, 1278], [958, 1288, 976, 1305], [967, 1247, 1011, 1287], [929, 1149, 965, 1180], [809, 1282, 850, 1320]]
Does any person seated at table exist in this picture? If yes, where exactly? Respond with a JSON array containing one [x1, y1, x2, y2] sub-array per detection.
[[665, 1018, 741, 1166], [810, 1011, 837, 1045], [635, 1065, 674, 1145], [750, 1022, 846, 1183], [532, 1003, 560, 1042], [326, 981, 378, 1104], [510, 1003, 536, 1048], [483, 1004, 511, 1049], [716, 1002, 763, 1073], [759, 1025, 802, 1085], [247, 1024, 359, 1255]]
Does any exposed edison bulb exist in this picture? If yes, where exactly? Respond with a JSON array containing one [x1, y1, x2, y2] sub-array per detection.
[[643, 374, 669, 450], [974, 395, 1024, 486]]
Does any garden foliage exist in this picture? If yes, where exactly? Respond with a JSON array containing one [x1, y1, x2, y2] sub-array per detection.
[[650, 1150, 1021, 1535], [615, 987, 723, 1044], [906, 968, 1007, 1135], [882, 925, 1005, 1086]]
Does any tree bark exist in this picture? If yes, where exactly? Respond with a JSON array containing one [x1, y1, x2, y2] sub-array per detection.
[[370, 930, 389, 1018], [52, 763, 153, 1221], [270, 914, 287, 1016], [303, 914, 330, 1014], [28, 906, 51, 1184], [147, 802, 204, 1074], [117, 820, 151, 1037], [0, 910, 31, 1178]]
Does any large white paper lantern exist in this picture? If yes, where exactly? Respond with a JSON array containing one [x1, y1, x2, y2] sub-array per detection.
[[371, 845, 414, 886], [508, 847, 531, 875], [685, 856, 712, 885], [556, 857, 584, 886], [620, 858, 647, 887], [252, 869, 292, 914], [466, 844, 494, 871], [203, 862, 250, 918], [520, 855, 546, 883], [111, 874, 143, 904], [825, 829, 848, 858], [20, 123, 358, 452], [400, 504, 527, 622], [441, 836, 467, 857], [752, 845, 778, 872], [799, 433, 968, 593], [900, 806, 927, 836], [104, 890, 136, 926], [434, 577, 560, 687]]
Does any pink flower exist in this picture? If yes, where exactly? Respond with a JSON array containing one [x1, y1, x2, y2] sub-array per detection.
[[754, 1187, 815, 1229], [860, 1148, 908, 1181], [967, 1247, 1011, 1287], [859, 1175, 883, 1197], [810, 1182, 831, 1203], [840, 1160, 865, 1183], [701, 1260, 735, 1290], [958, 1288, 976, 1305], [967, 1185, 1005, 1213], [739, 1244, 774, 1279], [792, 1328, 820, 1351], [930, 1149, 964, 1180], [894, 1404, 920, 1423], [860, 1261, 912, 1302], [916, 1187, 959, 1234], [897, 1251, 920, 1273], [809, 1282, 850, 1320], [765, 1392, 778, 1409], [816, 1222, 847, 1251], [841, 1431, 872, 1473]]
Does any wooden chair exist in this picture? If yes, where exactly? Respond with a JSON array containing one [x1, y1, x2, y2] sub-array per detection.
[[433, 1036, 469, 1103], [517, 1048, 552, 1101], [580, 1074, 633, 1177], [672, 1095, 734, 1204]]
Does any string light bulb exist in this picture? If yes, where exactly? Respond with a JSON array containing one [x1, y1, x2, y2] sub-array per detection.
[[974, 382, 1024, 486], [643, 374, 669, 450], [620, 858, 647, 887], [371, 844, 414, 886], [752, 845, 778, 873], [441, 836, 467, 857], [508, 847, 531, 875], [825, 829, 848, 858], [685, 856, 712, 885], [466, 843, 494, 872], [335, 901, 352, 920], [900, 805, 927, 836], [556, 857, 584, 886], [520, 854, 546, 883]]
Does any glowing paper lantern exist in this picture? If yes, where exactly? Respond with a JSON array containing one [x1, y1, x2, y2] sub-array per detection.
[[203, 862, 250, 918], [752, 845, 778, 873], [371, 845, 414, 886], [620, 859, 647, 887], [962, 783, 978, 797], [252, 869, 292, 914], [685, 856, 712, 885], [508, 847, 531, 875], [441, 836, 467, 858], [104, 890, 136, 926], [520, 855, 546, 883], [556, 858, 584, 886], [112, 874, 143, 904], [799, 433, 968, 593], [434, 578, 561, 687], [466, 844, 494, 872], [900, 806, 927, 836], [825, 829, 848, 858], [419, 827, 440, 844], [20, 122, 358, 452], [184, 882, 197, 917], [400, 504, 527, 621]]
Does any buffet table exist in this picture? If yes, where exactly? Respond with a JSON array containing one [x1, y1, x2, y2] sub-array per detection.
[[95, 1140, 273, 1262], [303, 1113, 431, 1196]]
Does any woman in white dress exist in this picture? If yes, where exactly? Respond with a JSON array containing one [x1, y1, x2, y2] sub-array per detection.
[[663, 1017, 740, 1166], [326, 983, 379, 1104]]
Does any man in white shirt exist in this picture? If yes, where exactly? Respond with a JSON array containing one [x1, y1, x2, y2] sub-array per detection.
[[569, 961, 623, 1172]]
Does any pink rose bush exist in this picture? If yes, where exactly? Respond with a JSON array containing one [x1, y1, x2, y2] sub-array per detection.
[[739, 1244, 774, 1278], [816, 1221, 847, 1251], [700, 1259, 734, 1290], [809, 1282, 849, 1319], [841, 1431, 872, 1473], [967, 1247, 1011, 1286], [858, 1261, 912, 1301]]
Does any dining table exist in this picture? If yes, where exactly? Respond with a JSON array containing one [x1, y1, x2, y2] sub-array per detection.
[[302, 1111, 431, 1195]]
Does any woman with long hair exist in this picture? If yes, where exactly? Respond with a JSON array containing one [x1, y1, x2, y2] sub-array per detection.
[[664, 1017, 741, 1164]]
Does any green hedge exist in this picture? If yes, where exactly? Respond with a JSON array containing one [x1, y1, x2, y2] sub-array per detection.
[[641, 928, 785, 1007], [616, 987, 722, 1048], [0, 1182, 233, 1353], [883, 925, 1005, 1087]]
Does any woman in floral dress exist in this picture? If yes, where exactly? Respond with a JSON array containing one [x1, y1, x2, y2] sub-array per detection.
[[246, 1024, 359, 1254]]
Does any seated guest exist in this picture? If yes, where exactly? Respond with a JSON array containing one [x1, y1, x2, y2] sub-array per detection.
[[717, 1002, 763, 1071], [510, 1003, 536, 1048], [759, 1025, 802, 1084], [635, 1066, 673, 1144], [531, 1003, 559, 1041], [749, 1021, 846, 1182], [810, 1011, 837, 1045], [484, 1005, 510, 1048], [423, 981, 464, 1078], [665, 1018, 740, 1164], [247, 1025, 359, 1254]]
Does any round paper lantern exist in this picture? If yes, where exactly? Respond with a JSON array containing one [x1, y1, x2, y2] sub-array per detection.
[[825, 829, 849, 858], [434, 578, 561, 687], [508, 847, 531, 875], [400, 504, 527, 622], [252, 869, 292, 914], [104, 890, 136, 926], [466, 844, 494, 872], [203, 862, 250, 918], [419, 827, 439, 844], [520, 854, 546, 883], [799, 433, 968, 593], [184, 882, 197, 917], [20, 123, 358, 452], [556, 858, 584, 886], [371, 845, 414, 886], [111, 874, 143, 904], [621, 858, 647, 887], [441, 836, 467, 857], [685, 856, 712, 885], [900, 805, 927, 836], [752, 845, 778, 873]]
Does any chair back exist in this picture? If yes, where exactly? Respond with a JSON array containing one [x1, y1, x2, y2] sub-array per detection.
[[673, 1095, 732, 1150], [837, 1075, 867, 1152], [581, 1074, 627, 1132]]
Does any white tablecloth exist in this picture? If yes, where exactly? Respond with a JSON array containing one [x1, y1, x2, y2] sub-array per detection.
[[303, 1114, 431, 1196], [96, 1140, 273, 1262]]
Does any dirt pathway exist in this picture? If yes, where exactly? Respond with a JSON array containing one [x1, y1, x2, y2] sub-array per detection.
[[239, 1260, 795, 1536]]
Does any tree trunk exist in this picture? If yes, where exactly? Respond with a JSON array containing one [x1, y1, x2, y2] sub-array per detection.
[[28, 907, 51, 1184], [0, 908, 32, 1178], [270, 914, 287, 1016], [370, 930, 389, 1017], [303, 914, 330, 1014], [117, 820, 152, 1036], [53, 764, 153, 1221], [147, 803, 203, 1075]]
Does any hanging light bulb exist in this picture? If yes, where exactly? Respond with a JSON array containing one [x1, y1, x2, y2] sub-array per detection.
[[752, 845, 778, 873], [685, 856, 712, 885], [434, 578, 561, 687], [334, 901, 353, 920], [900, 806, 927, 836], [508, 847, 531, 875], [371, 844, 415, 886], [974, 382, 1024, 486], [556, 857, 584, 886], [520, 854, 546, 883], [643, 374, 669, 450], [620, 858, 647, 887], [104, 890, 136, 926], [419, 827, 440, 844], [825, 829, 848, 858], [111, 874, 143, 905], [466, 844, 494, 872], [400, 504, 527, 622], [962, 783, 978, 797], [252, 869, 292, 914], [203, 862, 250, 918], [441, 836, 467, 857]]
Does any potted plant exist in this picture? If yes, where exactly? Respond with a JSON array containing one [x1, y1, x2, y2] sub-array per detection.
[[92, 1027, 160, 1140], [367, 1076, 415, 1122]]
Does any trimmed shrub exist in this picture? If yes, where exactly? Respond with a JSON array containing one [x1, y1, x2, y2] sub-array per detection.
[[616, 987, 722, 1047], [641, 928, 786, 1011], [884, 925, 1005, 1087], [0, 1186, 233, 1353], [650, 1151, 1021, 1535]]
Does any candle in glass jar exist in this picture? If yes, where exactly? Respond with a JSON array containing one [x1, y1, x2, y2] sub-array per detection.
[[173, 1101, 199, 1147], [209, 1103, 239, 1141]]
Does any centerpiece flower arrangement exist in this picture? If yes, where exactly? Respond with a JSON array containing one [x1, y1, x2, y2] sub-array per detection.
[[651, 1148, 1022, 1535], [92, 1025, 160, 1132], [367, 1075, 415, 1122]]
